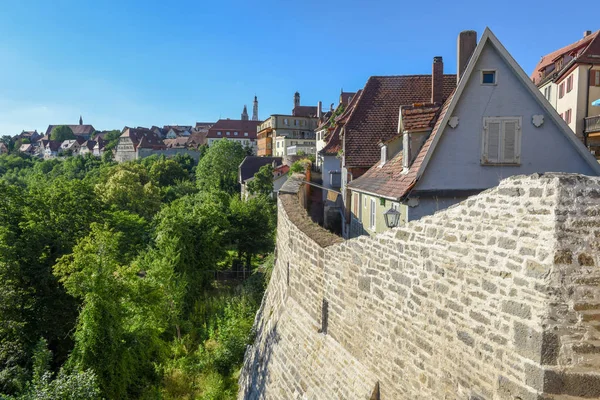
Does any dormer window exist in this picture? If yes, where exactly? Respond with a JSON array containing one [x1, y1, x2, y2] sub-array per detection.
[[226, 132, 230, 136], [217, 131, 222, 136], [234, 131, 239, 136], [481, 70, 497, 85], [380, 144, 387, 166]]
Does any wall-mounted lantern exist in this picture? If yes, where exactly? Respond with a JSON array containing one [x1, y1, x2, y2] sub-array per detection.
[[383, 207, 401, 228]]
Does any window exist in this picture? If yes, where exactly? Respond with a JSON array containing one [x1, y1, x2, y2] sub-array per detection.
[[482, 117, 521, 165], [380, 145, 387, 166], [217, 131, 222, 136], [370, 199, 376, 230], [234, 131, 238, 136], [559, 82, 565, 98], [244, 132, 248, 136], [284, 118, 289, 125], [481, 70, 496, 85], [363, 196, 367, 209], [565, 109, 572, 124], [277, 142, 280, 148], [544, 85, 552, 100], [294, 119, 298, 126], [226, 131, 230, 136], [319, 299, 329, 334], [352, 193, 359, 217], [592, 71, 600, 86], [566, 75, 574, 93]]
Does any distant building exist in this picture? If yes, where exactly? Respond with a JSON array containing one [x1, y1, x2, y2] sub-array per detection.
[[0, 142, 7, 155], [60, 140, 81, 156], [206, 119, 260, 152], [238, 156, 284, 199], [114, 127, 166, 162], [531, 29, 600, 157], [257, 114, 318, 157], [45, 117, 95, 140]]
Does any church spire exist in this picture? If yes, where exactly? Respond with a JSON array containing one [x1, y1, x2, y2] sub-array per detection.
[[252, 96, 258, 121], [79, 115, 83, 125], [241, 105, 249, 121]]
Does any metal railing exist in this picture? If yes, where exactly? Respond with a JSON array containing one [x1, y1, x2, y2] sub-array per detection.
[[584, 115, 600, 133]]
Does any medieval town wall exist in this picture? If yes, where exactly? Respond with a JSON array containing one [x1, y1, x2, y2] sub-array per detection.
[[239, 173, 600, 400]]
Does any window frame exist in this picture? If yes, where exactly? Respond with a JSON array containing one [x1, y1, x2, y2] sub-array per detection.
[[559, 82, 565, 98], [481, 70, 497, 85], [565, 109, 572, 124], [370, 198, 376, 231], [566, 75, 573, 93], [481, 116, 522, 166]]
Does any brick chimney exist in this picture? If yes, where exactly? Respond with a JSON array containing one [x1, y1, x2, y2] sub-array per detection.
[[585, 30, 592, 37], [457, 30, 477, 85], [431, 56, 444, 104]]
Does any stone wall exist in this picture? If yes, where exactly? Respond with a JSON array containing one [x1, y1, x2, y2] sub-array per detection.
[[239, 173, 600, 400]]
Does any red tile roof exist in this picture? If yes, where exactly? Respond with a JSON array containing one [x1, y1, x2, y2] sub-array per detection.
[[340, 91, 356, 106], [122, 127, 166, 150], [531, 31, 600, 85], [320, 126, 342, 155], [207, 119, 260, 139], [343, 74, 456, 168], [400, 104, 441, 132], [292, 105, 318, 117], [348, 92, 455, 200]]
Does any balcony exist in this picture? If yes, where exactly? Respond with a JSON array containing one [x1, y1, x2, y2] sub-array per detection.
[[584, 115, 600, 134], [287, 145, 316, 155]]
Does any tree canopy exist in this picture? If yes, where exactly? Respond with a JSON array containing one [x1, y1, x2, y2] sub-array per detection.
[[196, 140, 246, 194], [50, 126, 75, 142]]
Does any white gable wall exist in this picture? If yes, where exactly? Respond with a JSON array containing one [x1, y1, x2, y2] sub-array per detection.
[[415, 42, 596, 196]]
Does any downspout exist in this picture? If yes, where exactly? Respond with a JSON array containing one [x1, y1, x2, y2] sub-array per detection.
[[585, 64, 593, 147]]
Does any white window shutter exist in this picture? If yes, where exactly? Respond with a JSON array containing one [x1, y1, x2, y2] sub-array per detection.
[[486, 120, 501, 163], [502, 120, 518, 163]]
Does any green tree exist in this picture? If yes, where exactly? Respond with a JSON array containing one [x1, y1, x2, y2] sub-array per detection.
[[149, 158, 189, 187], [246, 164, 274, 198], [228, 196, 276, 266], [50, 126, 75, 142], [96, 167, 161, 219], [54, 224, 167, 399], [196, 140, 246, 194]]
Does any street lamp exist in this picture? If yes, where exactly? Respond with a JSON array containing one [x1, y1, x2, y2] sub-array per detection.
[[383, 207, 401, 228]]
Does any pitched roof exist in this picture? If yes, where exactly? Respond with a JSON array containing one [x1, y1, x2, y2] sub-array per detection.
[[350, 28, 600, 199], [399, 104, 442, 132], [292, 105, 318, 118], [343, 74, 456, 168], [207, 119, 260, 138], [320, 126, 342, 156], [239, 156, 283, 183], [81, 140, 96, 150], [121, 127, 166, 150], [45, 124, 95, 136], [164, 137, 189, 148], [531, 30, 600, 85]]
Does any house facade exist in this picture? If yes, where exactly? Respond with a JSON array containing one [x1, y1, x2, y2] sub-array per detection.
[[532, 30, 600, 157], [238, 156, 283, 200], [206, 119, 260, 152], [348, 29, 600, 238], [45, 121, 95, 141], [257, 115, 318, 157], [0, 142, 7, 155], [115, 127, 166, 162]]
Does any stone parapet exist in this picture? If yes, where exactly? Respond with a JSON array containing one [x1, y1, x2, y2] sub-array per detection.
[[239, 173, 600, 400]]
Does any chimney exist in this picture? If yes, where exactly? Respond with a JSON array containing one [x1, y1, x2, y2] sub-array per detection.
[[317, 101, 322, 119], [585, 30, 592, 37], [457, 30, 477, 84], [330, 103, 334, 112], [431, 56, 444, 104]]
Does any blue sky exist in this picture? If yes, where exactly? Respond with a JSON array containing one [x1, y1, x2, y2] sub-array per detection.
[[0, 0, 596, 134]]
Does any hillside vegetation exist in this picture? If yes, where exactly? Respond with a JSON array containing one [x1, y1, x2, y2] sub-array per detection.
[[0, 140, 274, 399]]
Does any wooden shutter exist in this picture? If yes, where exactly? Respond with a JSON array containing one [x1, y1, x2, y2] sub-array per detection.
[[484, 119, 501, 163], [502, 120, 519, 163]]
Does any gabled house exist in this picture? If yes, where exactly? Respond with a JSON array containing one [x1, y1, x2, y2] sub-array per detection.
[[164, 137, 189, 149], [531, 30, 600, 158], [165, 127, 191, 139], [79, 140, 97, 156], [93, 137, 105, 157], [347, 28, 600, 238], [238, 156, 283, 200], [19, 143, 34, 155], [17, 130, 41, 143], [207, 119, 260, 153], [114, 127, 166, 162], [45, 122, 95, 141], [42, 140, 61, 159], [60, 140, 81, 156], [0, 142, 8, 155]]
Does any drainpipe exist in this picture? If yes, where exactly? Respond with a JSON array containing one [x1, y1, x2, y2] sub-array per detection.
[[585, 64, 593, 147]]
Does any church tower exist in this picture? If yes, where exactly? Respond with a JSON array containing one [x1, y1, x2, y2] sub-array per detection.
[[294, 91, 300, 108], [79, 115, 83, 125], [252, 96, 258, 121], [241, 105, 249, 121]]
